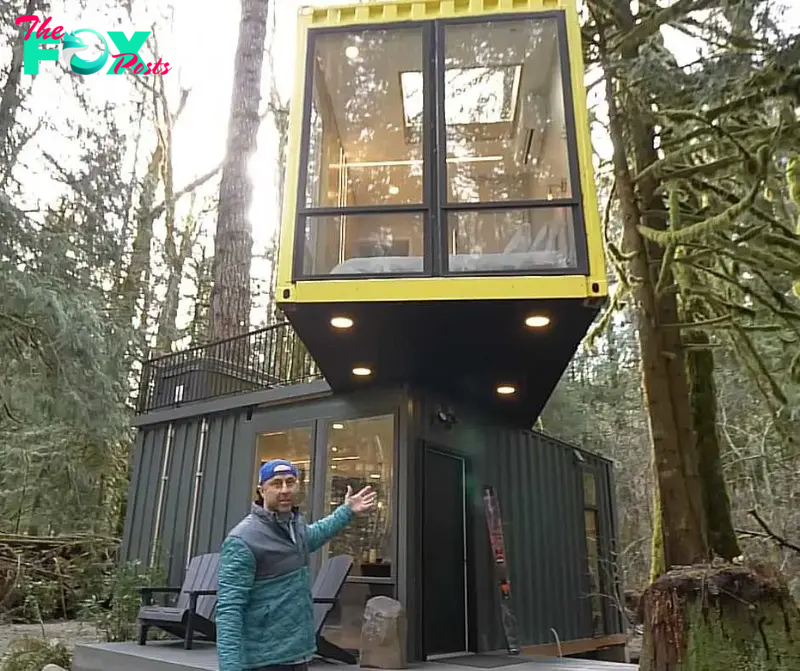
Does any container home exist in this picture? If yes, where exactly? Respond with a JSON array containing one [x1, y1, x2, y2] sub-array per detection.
[[275, 0, 607, 427], [122, 324, 626, 664]]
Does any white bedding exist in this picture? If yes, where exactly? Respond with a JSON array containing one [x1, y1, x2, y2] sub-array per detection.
[[329, 250, 570, 274]]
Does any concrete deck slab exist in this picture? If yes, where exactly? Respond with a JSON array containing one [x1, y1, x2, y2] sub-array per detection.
[[72, 641, 636, 671]]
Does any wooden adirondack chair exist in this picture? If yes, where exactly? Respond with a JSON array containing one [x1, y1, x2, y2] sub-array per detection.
[[137, 552, 219, 650], [314, 554, 357, 664]]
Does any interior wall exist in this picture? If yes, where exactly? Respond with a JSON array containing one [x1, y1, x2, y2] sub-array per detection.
[[407, 388, 623, 656]]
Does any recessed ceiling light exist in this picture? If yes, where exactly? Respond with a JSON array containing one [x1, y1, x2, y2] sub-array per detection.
[[345, 46, 359, 59], [525, 315, 550, 328], [332, 423, 344, 430], [331, 316, 354, 329], [388, 185, 399, 195], [496, 385, 516, 395], [352, 366, 372, 376]]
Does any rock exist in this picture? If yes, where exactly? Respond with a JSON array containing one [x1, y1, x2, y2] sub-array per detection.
[[360, 596, 407, 669], [42, 665, 68, 671]]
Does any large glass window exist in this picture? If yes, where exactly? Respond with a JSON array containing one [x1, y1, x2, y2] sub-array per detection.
[[254, 427, 314, 515], [323, 415, 394, 578], [299, 27, 426, 276], [441, 18, 576, 272], [583, 470, 605, 635], [303, 213, 425, 275], [296, 15, 582, 278]]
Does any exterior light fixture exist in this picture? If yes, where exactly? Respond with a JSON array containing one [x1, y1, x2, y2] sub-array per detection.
[[388, 185, 399, 195], [496, 385, 516, 395], [331, 316, 354, 329], [345, 46, 359, 59], [525, 315, 550, 328], [352, 366, 372, 376]]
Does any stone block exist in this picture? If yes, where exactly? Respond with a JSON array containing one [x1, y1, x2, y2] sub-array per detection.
[[360, 596, 407, 669]]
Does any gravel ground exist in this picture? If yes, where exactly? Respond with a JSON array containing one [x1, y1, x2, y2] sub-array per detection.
[[0, 621, 101, 657]]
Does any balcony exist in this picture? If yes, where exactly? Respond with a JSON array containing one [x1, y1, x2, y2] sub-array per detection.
[[135, 322, 322, 415], [273, 0, 607, 426]]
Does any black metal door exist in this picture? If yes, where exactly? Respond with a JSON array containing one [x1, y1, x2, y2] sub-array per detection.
[[422, 448, 467, 656]]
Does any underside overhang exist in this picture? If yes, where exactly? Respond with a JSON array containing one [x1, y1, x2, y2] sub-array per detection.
[[280, 297, 604, 428]]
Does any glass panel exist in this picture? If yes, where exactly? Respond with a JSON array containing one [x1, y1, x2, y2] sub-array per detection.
[[584, 509, 604, 635], [583, 471, 597, 508], [443, 18, 572, 203], [320, 582, 395, 651], [446, 207, 576, 272], [323, 416, 394, 577], [304, 28, 424, 208], [302, 213, 425, 275], [254, 428, 313, 515]]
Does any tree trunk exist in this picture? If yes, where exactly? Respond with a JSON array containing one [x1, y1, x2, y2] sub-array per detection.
[[640, 565, 800, 670], [0, 0, 43, 183], [685, 331, 741, 561], [208, 0, 269, 341], [599, 16, 707, 568], [670, 186, 741, 562]]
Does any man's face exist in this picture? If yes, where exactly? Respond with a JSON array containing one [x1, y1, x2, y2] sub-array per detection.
[[260, 473, 299, 513]]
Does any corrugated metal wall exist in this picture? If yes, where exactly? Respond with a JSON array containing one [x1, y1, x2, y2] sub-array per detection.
[[409, 389, 623, 654], [120, 408, 255, 585], [120, 384, 623, 657]]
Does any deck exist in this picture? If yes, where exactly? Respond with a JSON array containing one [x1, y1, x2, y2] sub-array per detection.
[[72, 641, 636, 671]]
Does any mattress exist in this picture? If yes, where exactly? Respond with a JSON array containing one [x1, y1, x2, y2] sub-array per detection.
[[329, 251, 571, 274]]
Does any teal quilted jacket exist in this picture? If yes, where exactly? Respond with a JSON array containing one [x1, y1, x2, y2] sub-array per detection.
[[216, 502, 354, 671]]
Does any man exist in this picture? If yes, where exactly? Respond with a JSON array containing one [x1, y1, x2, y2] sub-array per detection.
[[217, 458, 376, 671]]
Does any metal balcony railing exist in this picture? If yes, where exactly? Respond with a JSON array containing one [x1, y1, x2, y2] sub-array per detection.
[[135, 322, 323, 414]]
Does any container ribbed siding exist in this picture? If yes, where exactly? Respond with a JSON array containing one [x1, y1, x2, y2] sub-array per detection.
[[121, 384, 623, 659]]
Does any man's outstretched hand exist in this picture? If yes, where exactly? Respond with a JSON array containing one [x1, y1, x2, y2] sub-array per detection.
[[345, 485, 377, 515]]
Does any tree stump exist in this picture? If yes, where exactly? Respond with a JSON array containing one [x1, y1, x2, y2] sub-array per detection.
[[640, 563, 800, 670], [360, 596, 408, 669]]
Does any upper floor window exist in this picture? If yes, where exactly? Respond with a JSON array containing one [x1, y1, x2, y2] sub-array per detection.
[[295, 14, 584, 279]]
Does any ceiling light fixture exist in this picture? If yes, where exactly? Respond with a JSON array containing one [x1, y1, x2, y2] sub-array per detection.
[[345, 46, 359, 59], [525, 315, 550, 328], [331, 316, 354, 329], [496, 385, 516, 395], [332, 423, 344, 430], [388, 185, 399, 195], [352, 366, 372, 376]]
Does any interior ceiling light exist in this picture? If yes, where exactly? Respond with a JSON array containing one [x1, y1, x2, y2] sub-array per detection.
[[332, 423, 344, 430], [525, 315, 550, 328], [331, 316, 354, 329], [496, 385, 516, 395], [345, 45, 359, 59], [352, 366, 372, 376]]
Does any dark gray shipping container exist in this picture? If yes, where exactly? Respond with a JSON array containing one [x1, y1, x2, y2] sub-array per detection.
[[121, 381, 625, 662]]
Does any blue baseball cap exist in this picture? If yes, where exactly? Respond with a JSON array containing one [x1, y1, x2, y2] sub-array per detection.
[[259, 459, 298, 484]]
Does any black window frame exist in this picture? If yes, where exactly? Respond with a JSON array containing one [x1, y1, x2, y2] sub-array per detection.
[[292, 11, 589, 282]]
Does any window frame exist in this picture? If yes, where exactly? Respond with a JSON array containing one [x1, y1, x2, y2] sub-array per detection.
[[316, 409, 401, 586], [292, 21, 437, 281], [291, 11, 589, 281], [581, 466, 607, 636]]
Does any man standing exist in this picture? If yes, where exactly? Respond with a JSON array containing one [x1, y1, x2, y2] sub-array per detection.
[[217, 458, 376, 671]]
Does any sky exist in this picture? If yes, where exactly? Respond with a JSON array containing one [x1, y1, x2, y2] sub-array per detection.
[[11, 0, 800, 338]]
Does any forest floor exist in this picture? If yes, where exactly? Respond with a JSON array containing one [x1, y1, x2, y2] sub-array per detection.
[[0, 620, 101, 657]]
